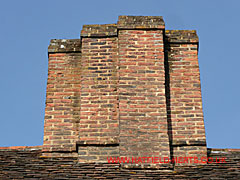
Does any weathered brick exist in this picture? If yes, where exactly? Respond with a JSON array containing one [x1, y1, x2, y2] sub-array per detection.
[[42, 16, 207, 166]]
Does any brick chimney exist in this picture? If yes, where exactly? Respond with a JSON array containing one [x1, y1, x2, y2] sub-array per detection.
[[43, 16, 207, 167]]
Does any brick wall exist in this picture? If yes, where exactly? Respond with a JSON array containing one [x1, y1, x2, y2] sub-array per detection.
[[43, 39, 81, 152], [165, 30, 207, 164], [118, 16, 170, 167], [43, 16, 207, 166], [78, 24, 119, 162]]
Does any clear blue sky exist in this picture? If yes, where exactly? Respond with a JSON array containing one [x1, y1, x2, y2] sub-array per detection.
[[0, 0, 239, 148]]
